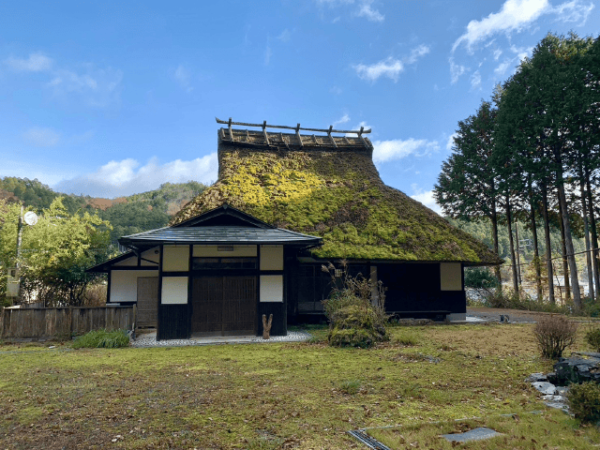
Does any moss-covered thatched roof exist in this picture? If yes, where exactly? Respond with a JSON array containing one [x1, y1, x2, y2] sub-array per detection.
[[172, 128, 501, 265]]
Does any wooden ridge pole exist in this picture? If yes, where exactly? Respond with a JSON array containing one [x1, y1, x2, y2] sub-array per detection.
[[216, 117, 372, 135]]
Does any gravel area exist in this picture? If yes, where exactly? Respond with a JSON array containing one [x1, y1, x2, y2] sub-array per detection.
[[131, 330, 311, 348], [467, 307, 551, 324]]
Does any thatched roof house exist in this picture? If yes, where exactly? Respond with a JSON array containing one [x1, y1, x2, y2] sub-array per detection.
[[90, 121, 500, 340]]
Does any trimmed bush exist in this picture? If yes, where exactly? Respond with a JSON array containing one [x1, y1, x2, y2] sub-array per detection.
[[533, 315, 578, 359], [323, 262, 389, 348], [72, 329, 130, 349], [568, 382, 600, 424], [586, 328, 600, 352]]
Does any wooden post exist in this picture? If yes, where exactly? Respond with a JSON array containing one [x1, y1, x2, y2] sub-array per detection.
[[327, 125, 337, 148], [296, 123, 303, 147], [262, 314, 273, 339], [228, 117, 233, 140], [262, 120, 270, 146]]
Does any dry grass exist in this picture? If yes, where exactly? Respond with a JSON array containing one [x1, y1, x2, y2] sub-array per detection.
[[0, 324, 598, 449]]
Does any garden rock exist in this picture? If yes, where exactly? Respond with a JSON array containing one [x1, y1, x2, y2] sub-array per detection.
[[441, 428, 502, 443], [526, 373, 547, 383], [532, 382, 557, 396], [553, 355, 600, 385]]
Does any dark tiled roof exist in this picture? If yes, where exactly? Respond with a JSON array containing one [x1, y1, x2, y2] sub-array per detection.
[[119, 226, 322, 246]]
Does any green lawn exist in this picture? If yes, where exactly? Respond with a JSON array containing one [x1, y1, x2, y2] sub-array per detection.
[[0, 324, 598, 449]]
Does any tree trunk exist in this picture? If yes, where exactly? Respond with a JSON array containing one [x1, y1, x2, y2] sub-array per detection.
[[556, 174, 582, 311], [542, 182, 555, 304], [559, 212, 571, 300], [529, 198, 543, 301], [579, 169, 595, 299], [506, 195, 519, 295], [490, 206, 502, 293], [586, 168, 600, 299]]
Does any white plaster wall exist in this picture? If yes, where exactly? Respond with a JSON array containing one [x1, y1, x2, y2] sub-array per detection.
[[260, 245, 283, 271], [161, 277, 189, 304], [114, 256, 137, 267], [163, 245, 190, 272], [110, 270, 158, 303], [440, 263, 462, 291], [193, 245, 257, 257], [260, 275, 283, 302], [140, 247, 160, 266]]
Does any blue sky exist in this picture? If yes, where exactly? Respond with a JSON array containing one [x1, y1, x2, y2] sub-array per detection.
[[1, 0, 598, 212]]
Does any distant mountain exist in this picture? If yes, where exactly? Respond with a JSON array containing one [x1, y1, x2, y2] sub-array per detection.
[[0, 177, 208, 244]]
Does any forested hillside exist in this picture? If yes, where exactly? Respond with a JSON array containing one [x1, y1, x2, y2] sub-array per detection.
[[0, 177, 207, 244]]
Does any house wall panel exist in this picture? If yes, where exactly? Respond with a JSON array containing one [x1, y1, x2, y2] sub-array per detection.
[[161, 277, 189, 304], [114, 256, 137, 267], [260, 245, 283, 271], [163, 245, 190, 272], [141, 247, 160, 266], [440, 263, 462, 291], [260, 275, 283, 302], [193, 245, 257, 257], [110, 270, 158, 303]]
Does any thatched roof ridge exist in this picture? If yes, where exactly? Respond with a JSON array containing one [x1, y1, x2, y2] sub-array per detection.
[[172, 128, 502, 265]]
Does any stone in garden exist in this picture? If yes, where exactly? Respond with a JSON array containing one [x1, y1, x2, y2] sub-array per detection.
[[526, 373, 547, 383], [553, 356, 600, 385], [441, 428, 502, 443], [532, 382, 557, 395]]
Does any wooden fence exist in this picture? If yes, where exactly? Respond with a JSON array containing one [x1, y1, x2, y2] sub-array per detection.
[[0, 306, 135, 340]]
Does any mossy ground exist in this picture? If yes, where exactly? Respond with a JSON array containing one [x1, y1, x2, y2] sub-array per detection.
[[173, 146, 501, 264], [0, 324, 598, 449]]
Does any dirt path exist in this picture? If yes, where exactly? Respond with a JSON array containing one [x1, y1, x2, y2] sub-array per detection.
[[467, 306, 559, 324]]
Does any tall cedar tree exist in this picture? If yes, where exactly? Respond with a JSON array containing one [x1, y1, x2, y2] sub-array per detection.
[[434, 101, 503, 288]]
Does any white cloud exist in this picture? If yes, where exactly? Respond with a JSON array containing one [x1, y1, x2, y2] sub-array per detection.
[[452, 0, 550, 53], [333, 114, 351, 127], [330, 85, 343, 95], [265, 44, 272, 65], [5, 52, 122, 107], [452, 0, 594, 53], [277, 29, 292, 42], [449, 57, 467, 84], [471, 70, 482, 90], [372, 138, 440, 163], [356, 0, 384, 22], [405, 44, 431, 64], [174, 65, 193, 92], [54, 154, 218, 198], [22, 127, 61, 147], [354, 57, 404, 82], [47, 66, 122, 107], [446, 133, 458, 151], [552, 0, 595, 23], [5, 53, 53, 72], [315, 0, 384, 22], [410, 186, 442, 214], [493, 49, 503, 60]]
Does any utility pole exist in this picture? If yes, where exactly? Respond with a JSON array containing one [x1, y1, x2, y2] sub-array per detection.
[[15, 205, 24, 302], [515, 222, 522, 285]]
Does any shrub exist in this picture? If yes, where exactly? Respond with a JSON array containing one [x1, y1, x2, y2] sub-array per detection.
[[72, 329, 130, 349], [586, 328, 600, 352], [392, 331, 419, 346], [533, 315, 578, 359], [322, 261, 389, 348], [568, 382, 600, 424], [339, 379, 361, 395]]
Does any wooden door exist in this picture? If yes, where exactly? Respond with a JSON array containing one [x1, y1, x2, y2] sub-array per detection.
[[137, 277, 159, 328], [223, 276, 256, 333], [192, 276, 256, 335]]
